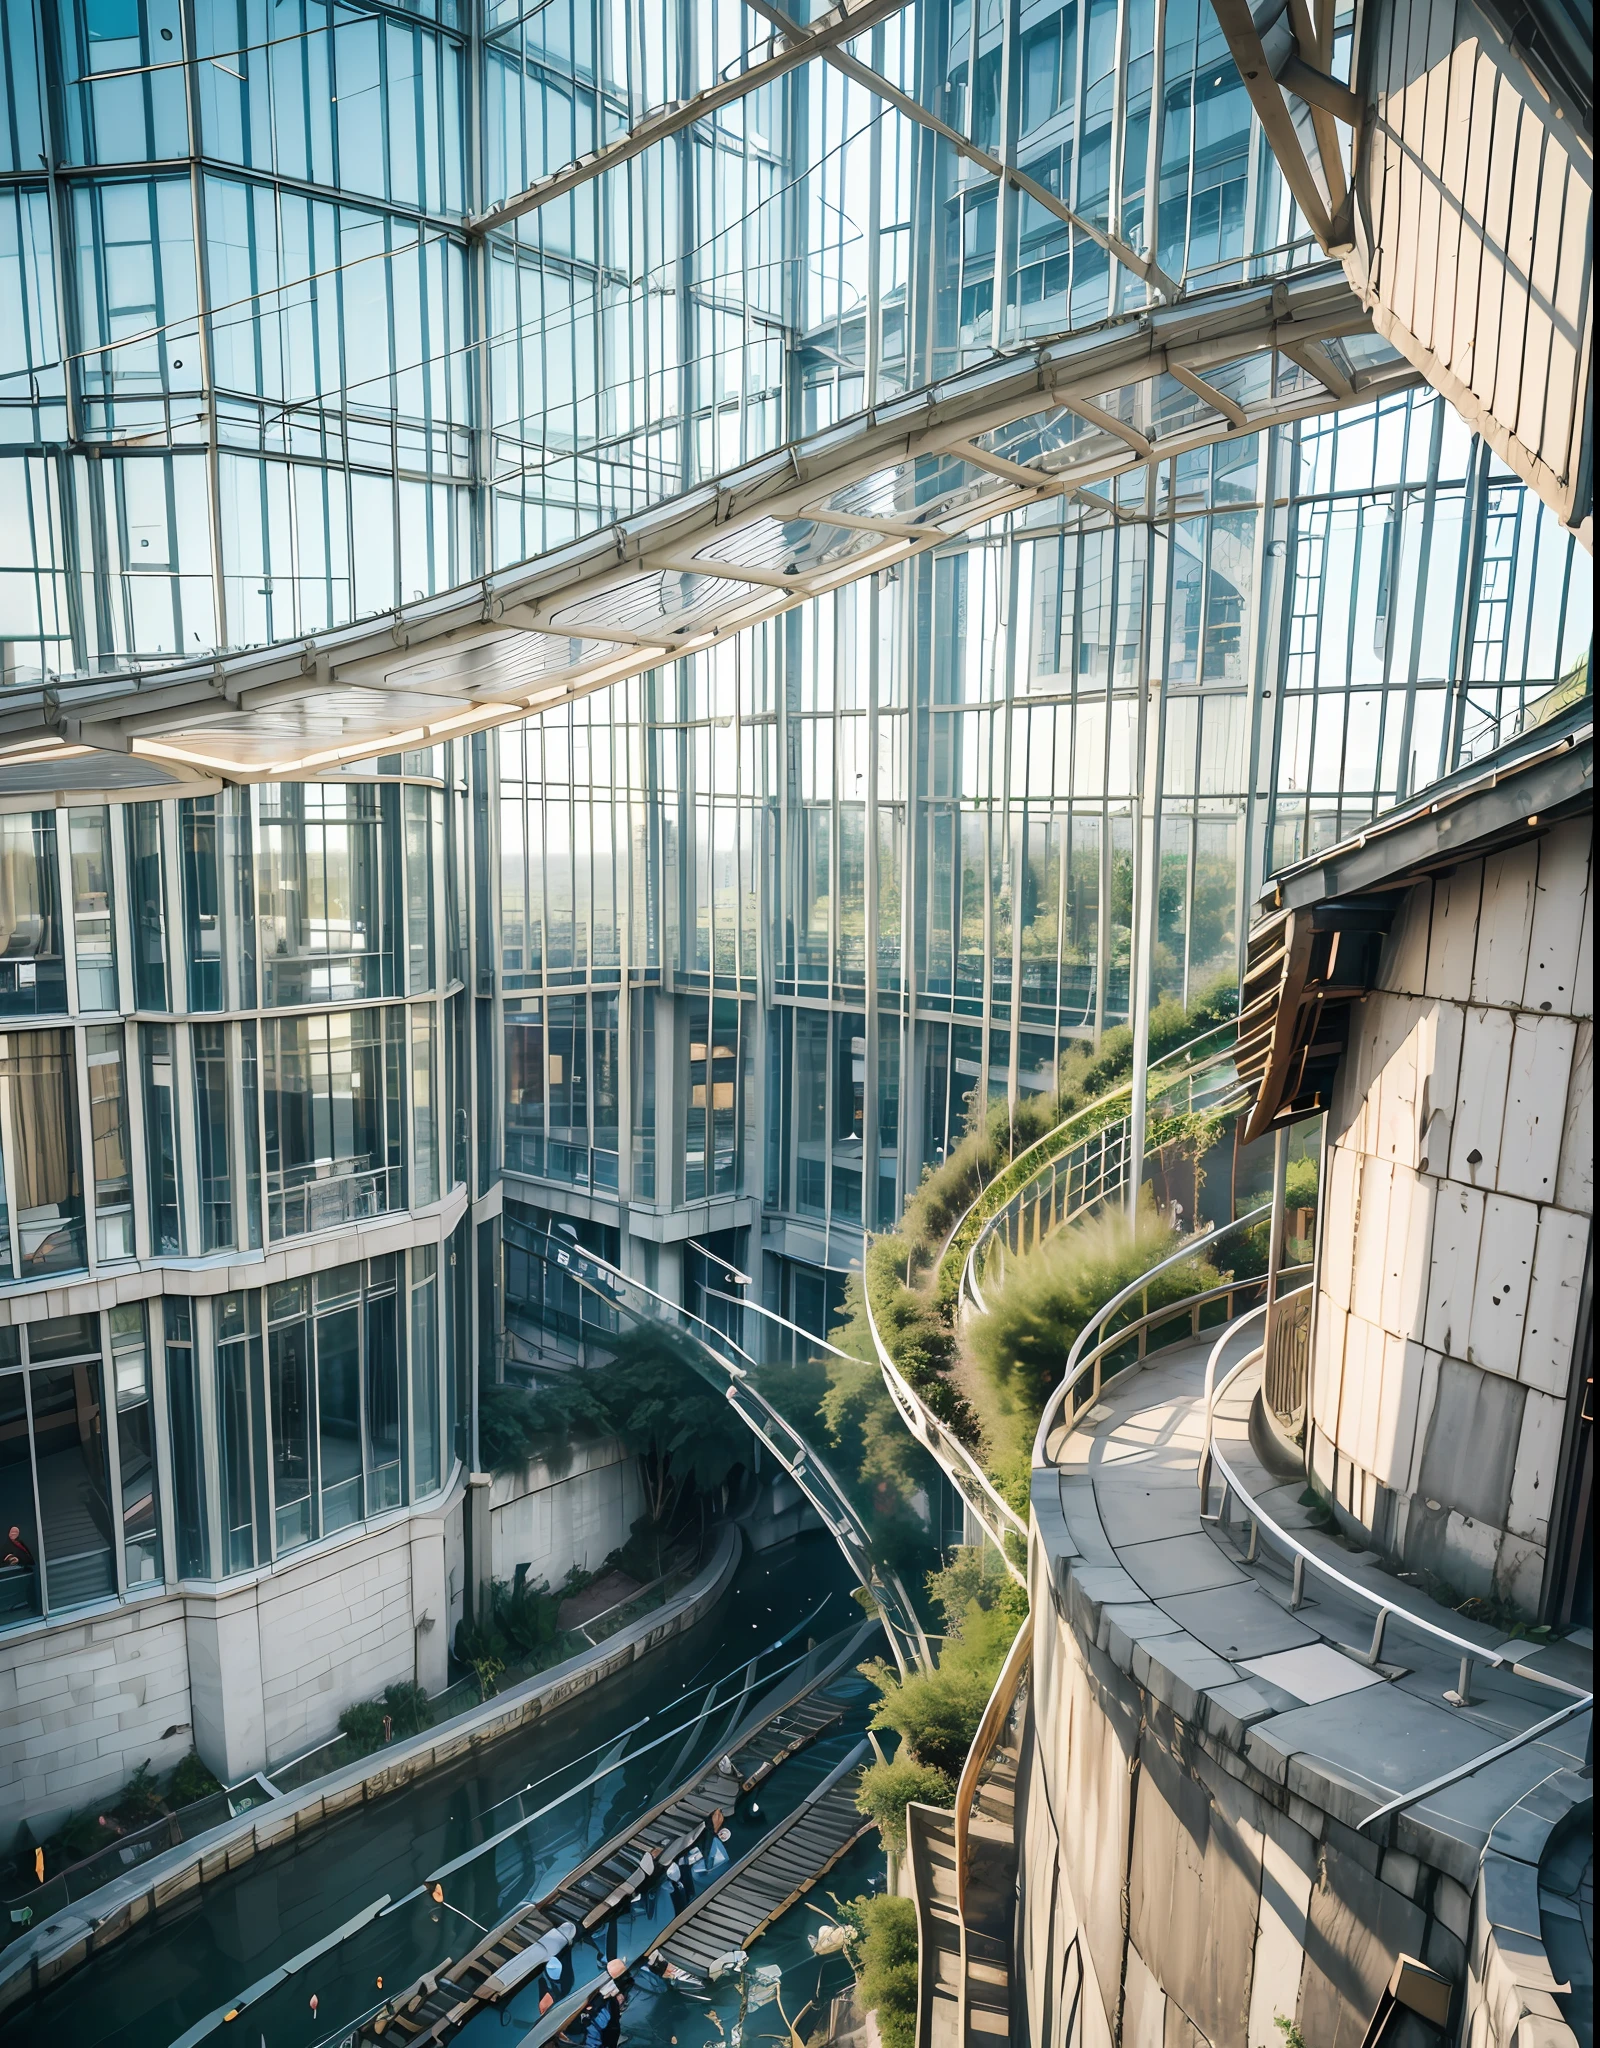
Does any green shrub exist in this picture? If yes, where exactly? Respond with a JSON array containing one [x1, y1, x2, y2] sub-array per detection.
[[337, 1679, 436, 1754], [479, 1378, 610, 1473], [926, 1544, 1028, 1640], [492, 1574, 563, 1657], [381, 1681, 433, 1737], [337, 1700, 390, 1754], [115, 1761, 166, 1826], [845, 1893, 919, 2048], [862, 1599, 1019, 1776], [167, 1750, 222, 1806], [855, 1757, 955, 1855], [970, 1196, 1221, 1423]]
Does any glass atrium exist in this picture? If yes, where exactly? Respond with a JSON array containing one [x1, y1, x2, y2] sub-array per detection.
[[0, 0, 1589, 1624]]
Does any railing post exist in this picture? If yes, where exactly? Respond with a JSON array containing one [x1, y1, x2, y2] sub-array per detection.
[[1366, 1607, 1389, 1667], [1264, 1125, 1289, 1367], [1291, 1555, 1305, 1609]]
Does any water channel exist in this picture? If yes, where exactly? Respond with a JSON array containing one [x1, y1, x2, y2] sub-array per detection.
[[3, 1531, 881, 2048]]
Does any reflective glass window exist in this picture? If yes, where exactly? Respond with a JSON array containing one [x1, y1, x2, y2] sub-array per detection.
[[109, 1303, 161, 1589], [0, 812, 65, 1019], [0, 1028, 87, 1279], [68, 808, 118, 1012]]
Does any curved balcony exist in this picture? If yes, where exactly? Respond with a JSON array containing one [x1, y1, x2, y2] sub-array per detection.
[[500, 1215, 930, 1677]]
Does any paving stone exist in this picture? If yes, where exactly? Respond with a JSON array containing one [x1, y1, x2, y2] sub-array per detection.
[[1200, 1679, 1278, 1744], [1093, 1479, 1209, 1547], [1489, 1801, 1561, 1867], [1133, 1630, 1239, 1722], [1117, 1531, 1248, 1600], [1240, 1644, 1387, 1704], [1157, 1581, 1319, 1659], [1058, 1479, 1119, 1566], [1245, 1682, 1494, 1802]]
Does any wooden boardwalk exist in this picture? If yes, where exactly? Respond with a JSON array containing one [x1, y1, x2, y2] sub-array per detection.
[[364, 1621, 877, 2047], [645, 1741, 873, 1980]]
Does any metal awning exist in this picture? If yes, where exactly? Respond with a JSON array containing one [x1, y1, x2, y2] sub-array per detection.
[[1, 265, 1417, 789]]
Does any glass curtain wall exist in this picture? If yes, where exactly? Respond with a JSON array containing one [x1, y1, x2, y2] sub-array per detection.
[[498, 382, 1590, 1244]]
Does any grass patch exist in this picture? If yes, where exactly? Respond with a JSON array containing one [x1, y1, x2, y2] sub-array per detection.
[[970, 1194, 1222, 1424]]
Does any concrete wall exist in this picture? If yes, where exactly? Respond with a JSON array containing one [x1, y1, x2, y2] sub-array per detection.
[[489, 1436, 644, 1590], [1019, 1558, 1476, 2048], [1308, 815, 1592, 1613], [0, 1490, 464, 1845]]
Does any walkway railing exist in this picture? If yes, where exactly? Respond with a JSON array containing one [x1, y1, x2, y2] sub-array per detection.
[[859, 1277, 1028, 1581], [1030, 1206, 1283, 1464], [946, 1021, 1243, 1318], [1197, 1310, 1594, 1832], [501, 1218, 931, 1676]]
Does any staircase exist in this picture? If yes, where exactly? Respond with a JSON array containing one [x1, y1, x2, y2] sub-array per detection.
[[907, 1746, 1020, 2048]]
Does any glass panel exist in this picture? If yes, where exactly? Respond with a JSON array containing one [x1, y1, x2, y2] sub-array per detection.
[[193, 1021, 234, 1251], [68, 808, 118, 1012], [410, 1250, 440, 1500], [180, 796, 223, 1011], [33, 1353, 115, 1610], [240, 1018, 262, 1249], [316, 1303, 362, 1534], [141, 1023, 183, 1253], [504, 999, 544, 1177], [0, 813, 65, 1019], [405, 785, 435, 994], [87, 1024, 134, 1261], [165, 1299, 208, 1580], [411, 1004, 438, 1205], [216, 1290, 260, 1575], [2, 1027, 87, 1277], [268, 1286, 314, 1553], [127, 802, 168, 1010], [364, 1287, 403, 1514], [262, 1006, 405, 1239], [0, 1375, 40, 1623], [256, 785, 397, 1006], [109, 1303, 161, 1588]]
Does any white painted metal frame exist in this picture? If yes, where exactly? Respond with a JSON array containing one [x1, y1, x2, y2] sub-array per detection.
[[7, 266, 1416, 784]]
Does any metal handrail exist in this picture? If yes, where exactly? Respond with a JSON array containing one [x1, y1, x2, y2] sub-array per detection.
[[700, 1273, 1029, 1583], [1030, 1205, 1274, 1466], [859, 1257, 1028, 1580], [932, 1015, 1241, 1293], [1196, 1307, 1594, 1830], [964, 1127, 1131, 1318], [952, 1609, 1032, 1920], [961, 1048, 1247, 1316], [503, 1221, 932, 1675]]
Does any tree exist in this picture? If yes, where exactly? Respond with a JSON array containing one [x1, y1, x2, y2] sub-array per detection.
[[592, 1326, 753, 1530]]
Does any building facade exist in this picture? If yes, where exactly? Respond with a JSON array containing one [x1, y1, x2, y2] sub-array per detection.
[[0, 0, 1589, 1854]]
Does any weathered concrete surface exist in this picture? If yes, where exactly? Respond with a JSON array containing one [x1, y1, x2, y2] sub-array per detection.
[[1308, 814, 1593, 1615], [1019, 1342, 1591, 2048], [0, 1522, 741, 2022]]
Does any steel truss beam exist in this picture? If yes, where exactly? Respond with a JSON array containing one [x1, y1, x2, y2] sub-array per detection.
[[10, 265, 1417, 784], [465, 0, 914, 234], [740, 0, 1181, 300]]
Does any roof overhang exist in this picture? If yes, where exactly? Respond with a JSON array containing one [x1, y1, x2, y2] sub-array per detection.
[[0, 264, 1417, 790], [1237, 702, 1594, 1142]]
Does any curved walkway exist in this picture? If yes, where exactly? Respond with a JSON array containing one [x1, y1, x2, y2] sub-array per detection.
[[504, 1219, 931, 1672], [1033, 1334, 1593, 2046], [1039, 1338, 1590, 1863]]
